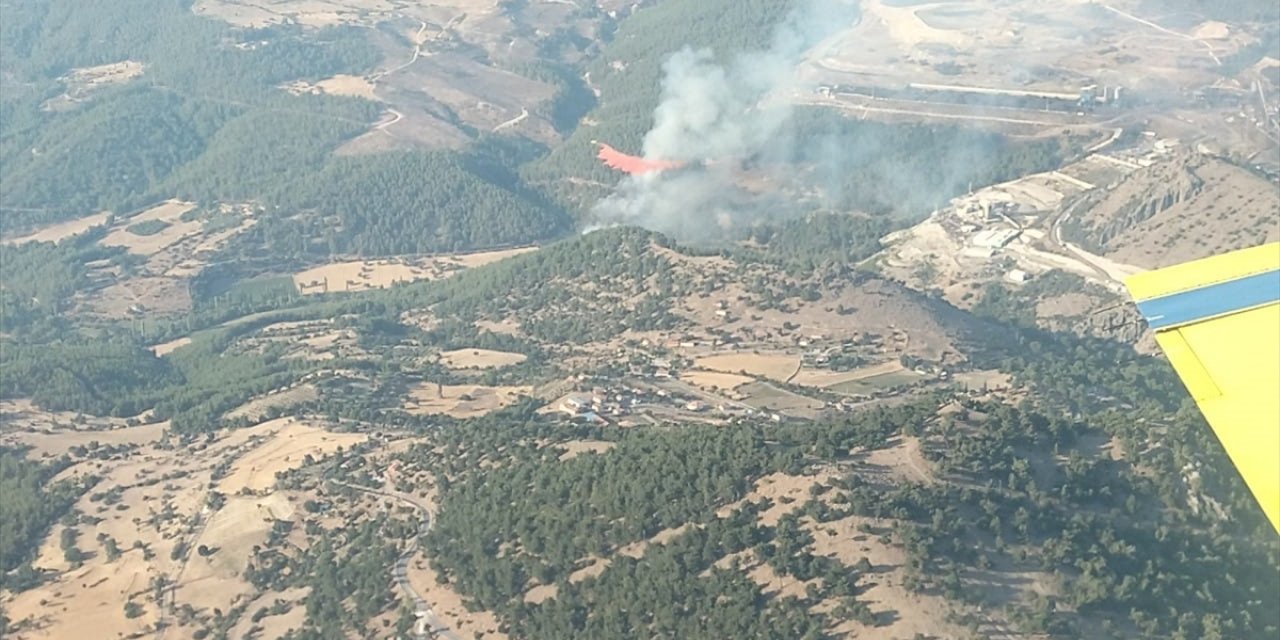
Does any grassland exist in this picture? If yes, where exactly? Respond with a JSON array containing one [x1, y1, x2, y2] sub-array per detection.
[[404, 383, 533, 419], [694, 352, 801, 383], [439, 348, 527, 370], [292, 247, 537, 294]]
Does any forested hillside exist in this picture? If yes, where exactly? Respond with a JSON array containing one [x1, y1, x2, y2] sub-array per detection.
[[521, 0, 807, 210], [0, 0, 566, 259], [0, 1, 381, 227], [0, 449, 83, 582], [401, 325, 1279, 639], [2, 1, 1276, 638], [249, 152, 569, 256]]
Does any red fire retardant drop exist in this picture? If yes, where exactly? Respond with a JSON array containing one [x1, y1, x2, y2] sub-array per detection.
[[596, 143, 686, 175]]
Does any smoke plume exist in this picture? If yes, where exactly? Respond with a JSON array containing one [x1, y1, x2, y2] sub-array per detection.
[[589, 0, 861, 242]]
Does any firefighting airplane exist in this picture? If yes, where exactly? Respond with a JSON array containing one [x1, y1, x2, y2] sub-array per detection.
[[1125, 241, 1280, 533]]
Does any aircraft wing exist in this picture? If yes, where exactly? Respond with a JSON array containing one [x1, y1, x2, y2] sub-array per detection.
[[1125, 241, 1280, 533]]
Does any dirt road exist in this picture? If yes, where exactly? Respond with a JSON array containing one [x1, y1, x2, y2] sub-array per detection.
[[331, 480, 459, 640]]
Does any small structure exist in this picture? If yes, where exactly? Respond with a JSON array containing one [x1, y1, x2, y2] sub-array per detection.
[[560, 394, 592, 415], [1006, 269, 1032, 283], [972, 227, 1022, 249]]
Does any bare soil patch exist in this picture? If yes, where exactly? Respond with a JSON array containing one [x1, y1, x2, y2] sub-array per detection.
[[617, 523, 692, 559], [0, 421, 167, 459], [224, 384, 319, 422], [406, 549, 508, 640], [568, 555, 610, 584], [81, 275, 193, 318], [405, 383, 531, 418], [294, 248, 535, 295], [804, 514, 967, 640], [745, 551, 815, 599], [439, 348, 527, 370], [151, 336, 192, 356], [227, 587, 310, 639], [792, 361, 905, 389], [721, 470, 838, 526], [1079, 155, 1280, 268], [523, 583, 559, 604], [68, 60, 145, 85], [1, 212, 111, 245], [680, 370, 755, 391], [285, 73, 378, 99], [176, 493, 296, 612], [556, 440, 617, 461], [100, 200, 200, 256], [861, 436, 936, 485], [218, 419, 367, 494]]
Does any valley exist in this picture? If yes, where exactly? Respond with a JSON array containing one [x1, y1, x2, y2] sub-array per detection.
[[1, 1, 1277, 639]]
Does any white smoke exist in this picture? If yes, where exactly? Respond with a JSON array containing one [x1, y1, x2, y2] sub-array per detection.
[[590, 0, 859, 241]]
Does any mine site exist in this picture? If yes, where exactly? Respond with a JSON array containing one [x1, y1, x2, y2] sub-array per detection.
[[2, 1, 1277, 639]]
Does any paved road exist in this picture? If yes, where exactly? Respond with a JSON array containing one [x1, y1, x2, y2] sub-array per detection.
[[332, 480, 460, 640]]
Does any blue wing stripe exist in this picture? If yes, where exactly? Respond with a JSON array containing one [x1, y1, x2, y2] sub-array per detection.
[[1136, 268, 1280, 330]]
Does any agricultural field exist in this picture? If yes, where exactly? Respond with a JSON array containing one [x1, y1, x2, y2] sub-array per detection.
[[292, 247, 537, 294], [4, 0, 1277, 637], [694, 352, 801, 383], [0, 412, 370, 639], [439, 348, 527, 370], [404, 383, 533, 419], [101, 201, 200, 256], [0, 213, 111, 246]]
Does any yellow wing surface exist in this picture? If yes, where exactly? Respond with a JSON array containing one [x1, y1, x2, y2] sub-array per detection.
[[1126, 242, 1280, 533]]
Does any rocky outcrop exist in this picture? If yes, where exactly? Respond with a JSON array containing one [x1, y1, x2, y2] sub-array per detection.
[[1075, 152, 1205, 250]]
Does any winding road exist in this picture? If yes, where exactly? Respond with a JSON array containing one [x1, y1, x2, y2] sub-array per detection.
[[331, 480, 459, 640]]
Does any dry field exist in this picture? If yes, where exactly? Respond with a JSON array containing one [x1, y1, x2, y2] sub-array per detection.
[[293, 247, 535, 295], [67, 60, 145, 86], [556, 440, 616, 461], [405, 551, 509, 640], [860, 436, 937, 485], [176, 493, 297, 612], [42, 60, 145, 110], [679, 370, 755, 391], [803, 514, 968, 640], [151, 336, 193, 356], [7, 434, 258, 636], [791, 361, 905, 389], [405, 383, 532, 418], [951, 370, 1013, 391], [524, 582, 558, 604], [617, 523, 692, 560], [720, 470, 840, 526], [745, 551, 814, 599], [694, 352, 801, 383], [80, 276, 193, 318], [193, 0, 400, 28], [226, 587, 310, 639], [219, 418, 367, 493], [284, 73, 379, 99], [1, 410, 388, 639], [0, 421, 168, 459], [439, 348, 527, 370], [737, 382, 826, 415], [100, 200, 200, 256], [1, 212, 111, 245], [224, 384, 320, 422]]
